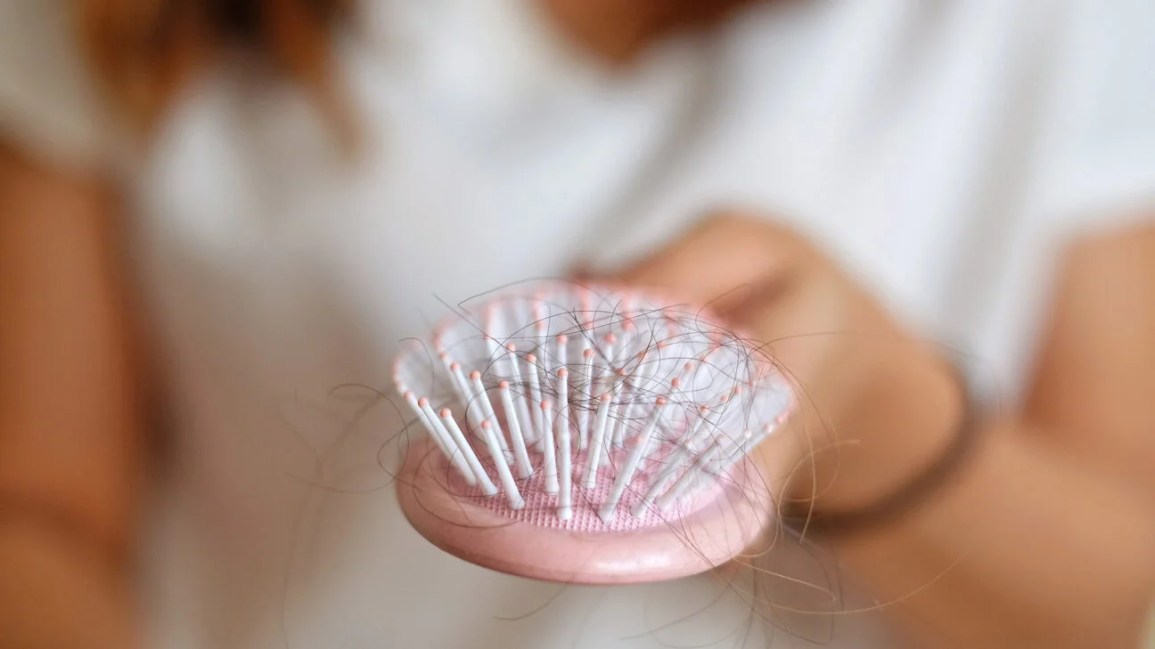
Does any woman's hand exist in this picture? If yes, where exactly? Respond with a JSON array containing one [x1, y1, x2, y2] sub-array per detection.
[[613, 212, 1155, 648], [615, 213, 962, 513]]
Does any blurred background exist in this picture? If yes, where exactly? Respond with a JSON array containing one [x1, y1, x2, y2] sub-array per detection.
[[1, 1, 1153, 647]]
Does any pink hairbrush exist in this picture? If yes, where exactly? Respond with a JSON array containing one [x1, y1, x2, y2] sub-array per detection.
[[392, 282, 794, 584]]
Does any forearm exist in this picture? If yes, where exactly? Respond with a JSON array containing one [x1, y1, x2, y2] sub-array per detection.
[[0, 516, 138, 648], [1, 145, 145, 647], [614, 213, 1155, 646], [799, 352, 1155, 647], [1024, 224, 1155, 504], [829, 419, 1155, 649]]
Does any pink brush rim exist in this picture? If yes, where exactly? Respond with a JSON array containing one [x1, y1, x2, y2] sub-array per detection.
[[397, 438, 775, 584]]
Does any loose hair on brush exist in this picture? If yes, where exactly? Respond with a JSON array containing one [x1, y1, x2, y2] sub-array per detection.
[[386, 280, 847, 644], [283, 281, 876, 647]]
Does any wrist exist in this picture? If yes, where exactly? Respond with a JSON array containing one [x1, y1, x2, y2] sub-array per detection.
[[0, 515, 138, 648], [784, 344, 966, 515]]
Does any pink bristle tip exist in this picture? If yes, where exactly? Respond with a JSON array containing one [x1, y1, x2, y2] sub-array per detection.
[[391, 280, 788, 585]]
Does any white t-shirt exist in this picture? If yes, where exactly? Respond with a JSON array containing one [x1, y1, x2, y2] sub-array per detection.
[[2, 1, 1154, 647]]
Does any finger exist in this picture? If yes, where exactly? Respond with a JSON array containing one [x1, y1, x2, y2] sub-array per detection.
[[614, 214, 812, 312], [736, 273, 963, 510], [731, 273, 847, 379]]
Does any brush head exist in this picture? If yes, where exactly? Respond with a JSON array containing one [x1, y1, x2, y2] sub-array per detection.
[[393, 282, 794, 584]]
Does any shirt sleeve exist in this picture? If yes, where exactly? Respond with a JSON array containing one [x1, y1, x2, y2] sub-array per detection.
[[0, 1, 114, 170], [1029, 0, 1155, 235]]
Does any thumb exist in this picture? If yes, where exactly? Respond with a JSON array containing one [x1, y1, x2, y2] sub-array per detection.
[[612, 214, 810, 314]]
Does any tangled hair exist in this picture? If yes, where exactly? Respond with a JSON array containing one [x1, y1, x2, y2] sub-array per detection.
[[78, 0, 353, 132]]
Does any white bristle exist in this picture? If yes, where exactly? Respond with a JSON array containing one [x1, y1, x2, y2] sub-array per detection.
[[602, 333, 617, 372], [595, 335, 616, 404], [430, 402, 496, 495], [439, 355, 470, 408], [579, 346, 594, 447], [579, 286, 593, 330], [539, 400, 560, 494], [405, 391, 475, 485], [556, 369, 573, 520], [481, 421, 525, 509], [533, 297, 548, 332], [584, 392, 613, 489], [525, 353, 543, 446], [498, 380, 533, 479], [633, 406, 710, 516], [392, 283, 794, 527], [609, 368, 631, 448], [556, 334, 568, 372], [469, 370, 513, 461], [448, 361, 482, 431], [484, 305, 502, 360], [617, 349, 657, 445], [656, 434, 736, 510], [712, 424, 777, 479], [599, 397, 666, 522], [503, 344, 535, 446]]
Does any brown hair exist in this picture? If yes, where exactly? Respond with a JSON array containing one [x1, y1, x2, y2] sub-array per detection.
[[79, 0, 758, 136], [79, 0, 352, 132]]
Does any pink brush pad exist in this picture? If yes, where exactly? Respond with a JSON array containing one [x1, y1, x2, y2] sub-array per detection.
[[397, 437, 775, 584]]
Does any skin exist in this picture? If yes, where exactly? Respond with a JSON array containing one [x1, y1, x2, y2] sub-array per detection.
[[0, 146, 142, 647], [619, 214, 1155, 648], [1, 9, 1153, 645], [543, 0, 758, 62], [4, 144, 1154, 648]]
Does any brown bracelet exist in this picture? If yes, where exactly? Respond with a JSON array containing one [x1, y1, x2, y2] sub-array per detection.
[[782, 363, 984, 537]]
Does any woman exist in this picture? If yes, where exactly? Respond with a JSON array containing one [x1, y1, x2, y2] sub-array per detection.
[[1, 1, 1153, 647]]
